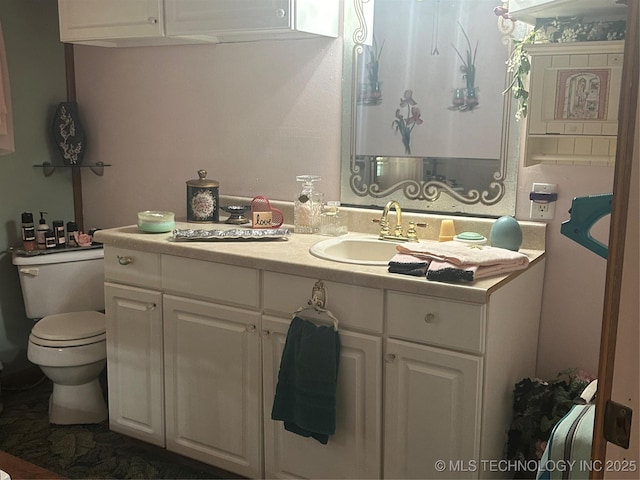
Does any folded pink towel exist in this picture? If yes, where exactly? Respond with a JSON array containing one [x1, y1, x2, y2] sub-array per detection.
[[397, 241, 529, 268], [426, 259, 527, 281]]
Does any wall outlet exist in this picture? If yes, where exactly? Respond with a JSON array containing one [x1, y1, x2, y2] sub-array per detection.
[[529, 183, 557, 220]]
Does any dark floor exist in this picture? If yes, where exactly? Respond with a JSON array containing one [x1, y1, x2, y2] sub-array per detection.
[[0, 373, 243, 479]]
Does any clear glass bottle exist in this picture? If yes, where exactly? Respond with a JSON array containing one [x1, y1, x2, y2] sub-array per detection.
[[294, 175, 323, 234], [320, 201, 348, 236]]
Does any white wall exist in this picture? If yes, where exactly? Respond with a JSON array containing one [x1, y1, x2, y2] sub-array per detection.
[[77, 38, 343, 229], [76, 36, 620, 381]]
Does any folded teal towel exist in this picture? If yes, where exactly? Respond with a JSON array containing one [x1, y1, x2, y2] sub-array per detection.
[[271, 316, 340, 444]]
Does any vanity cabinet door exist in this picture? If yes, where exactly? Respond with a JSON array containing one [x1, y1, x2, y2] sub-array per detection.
[[163, 294, 262, 478], [262, 314, 382, 479], [58, 0, 164, 43], [104, 282, 165, 447], [384, 339, 482, 479]]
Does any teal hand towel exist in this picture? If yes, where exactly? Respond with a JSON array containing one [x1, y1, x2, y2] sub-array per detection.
[[271, 316, 341, 445]]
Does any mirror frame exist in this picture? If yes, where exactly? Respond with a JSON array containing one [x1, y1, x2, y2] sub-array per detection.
[[340, 0, 521, 217]]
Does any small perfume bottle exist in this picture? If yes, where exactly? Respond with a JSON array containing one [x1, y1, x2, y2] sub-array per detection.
[[320, 201, 348, 236], [294, 175, 323, 234]]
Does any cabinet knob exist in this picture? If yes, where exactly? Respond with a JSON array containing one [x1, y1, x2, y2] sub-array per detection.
[[246, 324, 257, 333], [424, 313, 436, 323], [385, 353, 396, 363], [148, 17, 158, 25], [275, 8, 286, 19], [147, 303, 156, 311], [262, 330, 271, 337], [117, 255, 133, 266]]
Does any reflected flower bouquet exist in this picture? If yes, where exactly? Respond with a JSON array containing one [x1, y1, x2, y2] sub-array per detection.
[[392, 90, 422, 154]]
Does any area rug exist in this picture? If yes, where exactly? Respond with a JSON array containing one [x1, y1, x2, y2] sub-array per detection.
[[0, 377, 241, 479]]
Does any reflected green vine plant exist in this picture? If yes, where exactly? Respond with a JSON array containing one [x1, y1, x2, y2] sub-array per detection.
[[503, 28, 538, 121]]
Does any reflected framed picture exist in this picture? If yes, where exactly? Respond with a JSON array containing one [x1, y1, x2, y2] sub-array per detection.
[[555, 69, 610, 121]]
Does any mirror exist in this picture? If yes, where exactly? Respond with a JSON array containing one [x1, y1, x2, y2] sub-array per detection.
[[340, 0, 522, 216]]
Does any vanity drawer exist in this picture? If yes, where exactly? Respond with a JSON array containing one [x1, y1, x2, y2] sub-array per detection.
[[104, 246, 161, 289], [161, 255, 259, 308], [262, 271, 383, 333], [386, 291, 485, 354]]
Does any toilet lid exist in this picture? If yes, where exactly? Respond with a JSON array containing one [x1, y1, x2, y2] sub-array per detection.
[[31, 311, 105, 342]]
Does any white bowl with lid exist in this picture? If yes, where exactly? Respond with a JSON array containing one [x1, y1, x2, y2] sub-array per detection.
[[137, 211, 175, 233]]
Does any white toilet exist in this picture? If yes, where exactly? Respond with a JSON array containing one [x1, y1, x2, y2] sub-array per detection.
[[13, 247, 107, 425]]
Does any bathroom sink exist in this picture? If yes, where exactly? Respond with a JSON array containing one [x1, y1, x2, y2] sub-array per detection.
[[309, 235, 402, 266]]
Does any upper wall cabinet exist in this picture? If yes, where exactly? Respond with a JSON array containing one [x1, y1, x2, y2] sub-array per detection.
[[58, 0, 174, 47], [164, 0, 339, 42], [524, 41, 624, 167], [509, 0, 628, 25], [58, 0, 339, 47]]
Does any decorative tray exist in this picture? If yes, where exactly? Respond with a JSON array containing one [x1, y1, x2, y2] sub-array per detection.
[[172, 228, 290, 241], [13, 244, 104, 257]]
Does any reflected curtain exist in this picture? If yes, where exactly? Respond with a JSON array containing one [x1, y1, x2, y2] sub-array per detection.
[[0, 18, 14, 155]]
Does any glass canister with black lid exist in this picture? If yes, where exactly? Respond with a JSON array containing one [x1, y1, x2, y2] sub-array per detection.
[[186, 169, 219, 223]]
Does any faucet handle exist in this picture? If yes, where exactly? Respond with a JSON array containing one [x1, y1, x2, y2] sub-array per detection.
[[379, 218, 390, 236], [406, 222, 427, 242]]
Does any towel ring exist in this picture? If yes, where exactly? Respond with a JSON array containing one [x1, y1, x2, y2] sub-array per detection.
[[293, 280, 339, 331]]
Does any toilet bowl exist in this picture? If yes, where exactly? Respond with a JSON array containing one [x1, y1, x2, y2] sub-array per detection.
[[27, 311, 107, 424], [13, 248, 107, 425]]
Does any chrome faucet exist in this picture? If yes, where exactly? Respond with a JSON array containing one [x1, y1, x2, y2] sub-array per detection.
[[375, 200, 424, 242]]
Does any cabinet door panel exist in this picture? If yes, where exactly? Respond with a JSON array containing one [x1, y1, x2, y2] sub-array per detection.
[[263, 315, 382, 479], [105, 282, 164, 446], [165, 0, 292, 36], [384, 339, 482, 479], [163, 295, 262, 478], [58, 0, 163, 41]]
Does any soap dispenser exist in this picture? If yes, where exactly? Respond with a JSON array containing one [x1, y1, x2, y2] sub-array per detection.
[[294, 175, 323, 234], [36, 212, 49, 250]]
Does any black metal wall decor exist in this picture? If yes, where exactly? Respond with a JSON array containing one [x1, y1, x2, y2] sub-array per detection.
[[52, 101, 86, 165]]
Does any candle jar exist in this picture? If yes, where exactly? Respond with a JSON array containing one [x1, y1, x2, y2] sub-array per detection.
[[186, 170, 219, 223]]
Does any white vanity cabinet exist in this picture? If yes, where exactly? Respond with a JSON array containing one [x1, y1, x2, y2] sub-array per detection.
[[384, 260, 546, 479], [58, 0, 339, 47], [98, 228, 545, 480], [261, 271, 383, 479], [161, 255, 263, 478], [104, 246, 264, 478], [383, 293, 484, 479], [103, 247, 165, 447]]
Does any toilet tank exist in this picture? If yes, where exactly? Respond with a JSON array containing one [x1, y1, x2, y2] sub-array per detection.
[[13, 248, 105, 319]]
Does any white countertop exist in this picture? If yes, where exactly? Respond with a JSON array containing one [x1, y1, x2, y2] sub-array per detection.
[[94, 222, 545, 304]]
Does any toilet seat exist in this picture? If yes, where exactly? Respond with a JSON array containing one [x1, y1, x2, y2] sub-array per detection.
[[30, 311, 106, 348]]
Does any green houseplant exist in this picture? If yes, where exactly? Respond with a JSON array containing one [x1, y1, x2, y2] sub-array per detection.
[[506, 369, 595, 467]]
